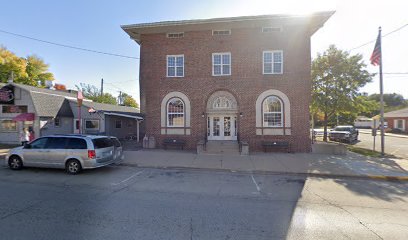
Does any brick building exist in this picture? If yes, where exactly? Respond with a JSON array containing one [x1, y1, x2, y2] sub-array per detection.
[[384, 107, 408, 133], [122, 12, 334, 152]]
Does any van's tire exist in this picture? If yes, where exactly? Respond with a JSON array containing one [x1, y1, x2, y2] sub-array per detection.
[[8, 156, 23, 170], [65, 159, 82, 175]]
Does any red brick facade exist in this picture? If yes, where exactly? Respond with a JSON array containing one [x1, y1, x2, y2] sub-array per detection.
[[386, 117, 408, 133], [123, 13, 333, 152]]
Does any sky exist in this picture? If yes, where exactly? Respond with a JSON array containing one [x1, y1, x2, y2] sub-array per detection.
[[0, 0, 407, 104]]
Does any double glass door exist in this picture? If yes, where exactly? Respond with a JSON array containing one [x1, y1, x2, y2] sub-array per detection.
[[207, 115, 237, 140]]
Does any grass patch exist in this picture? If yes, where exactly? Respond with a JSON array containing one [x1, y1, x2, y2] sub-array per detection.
[[347, 146, 398, 158]]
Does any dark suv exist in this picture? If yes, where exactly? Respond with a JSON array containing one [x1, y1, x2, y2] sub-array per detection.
[[329, 125, 359, 143]]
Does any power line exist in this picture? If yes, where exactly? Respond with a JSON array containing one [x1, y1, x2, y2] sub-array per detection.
[[104, 82, 138, 96], [0, 29, 139, 60], [348, 23, 408, 52]]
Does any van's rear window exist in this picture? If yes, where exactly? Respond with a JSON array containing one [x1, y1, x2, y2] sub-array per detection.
[[92, 138, 113, 149], [111, 138, 121, 147]]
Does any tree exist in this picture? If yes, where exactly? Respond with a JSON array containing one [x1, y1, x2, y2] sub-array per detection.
[[368, 93, 407, 107], [0, 46, 55, 87], [0, 46, 28, 83], [312, 45, 374, 141], [76, 83, 117, 105], [120, 92, 139, 108], [25, 55, 55, 86]]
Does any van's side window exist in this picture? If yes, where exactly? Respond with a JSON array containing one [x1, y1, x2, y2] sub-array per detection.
[[66, 138, 87, 149], [45, 137, 67, 149], [30, 138, 48, 149]]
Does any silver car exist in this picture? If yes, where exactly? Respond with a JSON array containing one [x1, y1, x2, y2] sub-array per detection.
[[5, 135, 124, 174]]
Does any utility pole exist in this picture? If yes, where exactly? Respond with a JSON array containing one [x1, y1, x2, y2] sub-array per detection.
[[119, 91, 122, 105], [100, 78, 104, 95], [8, 71, 14, 83]]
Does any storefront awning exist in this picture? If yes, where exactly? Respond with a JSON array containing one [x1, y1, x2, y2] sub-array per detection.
[[12, 113, 35, 121]]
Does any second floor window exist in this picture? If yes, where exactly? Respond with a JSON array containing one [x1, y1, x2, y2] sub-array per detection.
[[167, 55, 184, 77], [212, 53, 231, 76], [263, 51, 283, 74]]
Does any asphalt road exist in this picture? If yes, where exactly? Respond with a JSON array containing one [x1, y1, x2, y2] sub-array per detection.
[[355, 131, 408, 159], [0, 164, 407, 239]]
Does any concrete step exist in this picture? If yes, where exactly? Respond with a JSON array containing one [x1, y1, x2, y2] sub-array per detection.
[[204, 141, 240, 154]]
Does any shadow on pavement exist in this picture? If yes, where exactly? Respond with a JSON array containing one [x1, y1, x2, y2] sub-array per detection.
[[310, 154, 408, 201]]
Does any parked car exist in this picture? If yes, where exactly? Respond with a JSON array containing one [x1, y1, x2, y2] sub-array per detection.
[[5, 134, 124, 174], [329, 125, 359, 143]]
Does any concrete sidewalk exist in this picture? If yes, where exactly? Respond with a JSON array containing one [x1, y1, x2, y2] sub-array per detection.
[[123, 150, 408, 180]]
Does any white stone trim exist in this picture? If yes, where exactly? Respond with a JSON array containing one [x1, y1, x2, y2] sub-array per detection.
[[161, 91, 191, 130], [256, 89, 291, 135]]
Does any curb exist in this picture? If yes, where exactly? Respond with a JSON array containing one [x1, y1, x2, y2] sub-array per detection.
[[120, 163, 408, 181], [359, 131, 408, 139]]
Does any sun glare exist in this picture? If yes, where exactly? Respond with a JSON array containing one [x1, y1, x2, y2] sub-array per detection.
[[225, 0, 337, 16]]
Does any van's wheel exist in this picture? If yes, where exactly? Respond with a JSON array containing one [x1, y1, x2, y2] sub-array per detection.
[[8, 156, 23, 170], [66, 159, 82, 175]]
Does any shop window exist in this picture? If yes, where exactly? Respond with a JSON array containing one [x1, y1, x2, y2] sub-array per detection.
[[85, 120, 100, 130], [0, 120, 17, 132]]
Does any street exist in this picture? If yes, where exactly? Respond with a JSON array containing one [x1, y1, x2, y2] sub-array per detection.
[[0, 164, 407, 239], [355, 131, 408, 159]]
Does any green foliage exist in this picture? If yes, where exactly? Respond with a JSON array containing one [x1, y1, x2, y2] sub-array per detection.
[[311, 45, 374, 140], [0, 46, 55, 86], [366, 93, 408, 117], [76, 83, 117, 105], [25, 55, 55, 86], [0, 46, 28, 83], [368, 93, 406, 107], [120, 92, 139, 108]]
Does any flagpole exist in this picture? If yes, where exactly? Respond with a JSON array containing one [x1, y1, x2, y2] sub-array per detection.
[[378, 26, 385, 156]]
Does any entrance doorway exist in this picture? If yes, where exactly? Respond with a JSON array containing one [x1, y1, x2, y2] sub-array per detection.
[[207, 115, 237, 140]]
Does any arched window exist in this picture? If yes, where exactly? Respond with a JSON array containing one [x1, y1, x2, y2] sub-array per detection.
[[262, 96, 283, 127], [167, 98, 184, 127]]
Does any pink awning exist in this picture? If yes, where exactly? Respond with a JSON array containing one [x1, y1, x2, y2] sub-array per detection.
[[12, 113, 35, 121]]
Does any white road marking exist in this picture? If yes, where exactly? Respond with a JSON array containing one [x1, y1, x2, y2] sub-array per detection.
[[111, 170, 144, 186], [251, 174, 261, 192]]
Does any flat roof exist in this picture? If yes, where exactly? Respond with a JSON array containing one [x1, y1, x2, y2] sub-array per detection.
[[122, 11, 335, 43]]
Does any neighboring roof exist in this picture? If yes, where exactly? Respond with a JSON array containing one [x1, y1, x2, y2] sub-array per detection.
[[11, 83, 79, 99], [9, 83, 140, 118], [77, 100, 140, 114], [122, 11, 335, 43], [30, 91, 68, 117], [67, 99, 143, 119], [384, 107, 408, 118]]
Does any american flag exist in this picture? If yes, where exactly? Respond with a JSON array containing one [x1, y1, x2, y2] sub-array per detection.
[[370, 32, 381, 66]]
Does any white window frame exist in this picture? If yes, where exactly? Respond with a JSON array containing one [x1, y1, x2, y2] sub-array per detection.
[[394, 119, 405, 131], [262, 96, 283, 127], [263, 50, 283, 74], [212, 52, 231, 76], [166, 55, 184, 77], [167, 98, 185, 127], [84, 119, 100, 130]]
